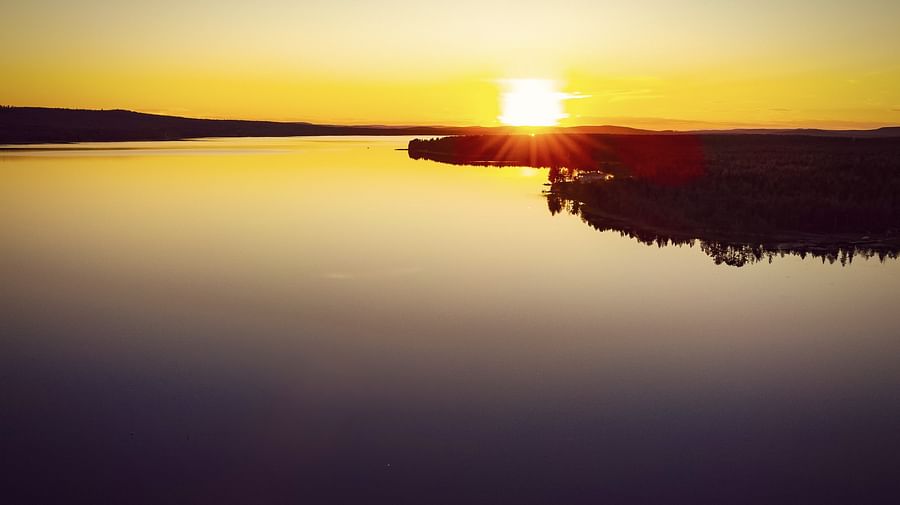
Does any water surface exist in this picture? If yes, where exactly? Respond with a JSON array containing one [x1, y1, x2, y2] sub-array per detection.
[[2, 137, 899, 503]]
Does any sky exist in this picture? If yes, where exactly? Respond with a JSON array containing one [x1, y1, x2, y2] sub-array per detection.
[[3, 0, 900, 129]]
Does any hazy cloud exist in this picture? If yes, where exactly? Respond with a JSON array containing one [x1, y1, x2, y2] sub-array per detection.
[[319, 266, 424, 280], [591, 89, 663, 103]]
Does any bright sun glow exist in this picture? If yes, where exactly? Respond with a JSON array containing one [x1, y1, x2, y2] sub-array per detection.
[[499, 79, 568, 127]]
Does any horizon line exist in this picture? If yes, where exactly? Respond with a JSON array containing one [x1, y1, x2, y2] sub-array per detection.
[[3, 104, 899, 133]]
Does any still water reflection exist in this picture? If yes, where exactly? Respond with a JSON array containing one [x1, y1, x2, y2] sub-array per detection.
[[2, 137, 900, 503]]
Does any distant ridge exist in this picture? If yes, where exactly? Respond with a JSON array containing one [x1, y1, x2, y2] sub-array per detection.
[[0, 106, 480, 144], [683, 127, 900, 138], [1, 106, 898, 144]]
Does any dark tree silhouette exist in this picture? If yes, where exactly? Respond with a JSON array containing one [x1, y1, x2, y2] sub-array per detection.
[[410, 133, 900, 266]]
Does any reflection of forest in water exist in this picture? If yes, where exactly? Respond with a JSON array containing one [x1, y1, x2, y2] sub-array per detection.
[[409, 134, 900, 267], [546, 171, 897, 267]]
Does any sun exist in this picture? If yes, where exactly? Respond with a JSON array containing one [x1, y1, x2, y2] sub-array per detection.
[[498, 79, 568, 127]]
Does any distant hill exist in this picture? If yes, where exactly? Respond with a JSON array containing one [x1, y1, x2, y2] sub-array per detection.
[[1, 106, 898, 144], [0, 106, 483, 144], [683, 127, 900, 138]]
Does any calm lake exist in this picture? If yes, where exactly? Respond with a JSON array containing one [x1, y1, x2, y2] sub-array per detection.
[[3, 137, 900, 503]]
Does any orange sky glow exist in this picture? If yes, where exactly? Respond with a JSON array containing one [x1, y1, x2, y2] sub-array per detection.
[[3, 0, 900, 129]]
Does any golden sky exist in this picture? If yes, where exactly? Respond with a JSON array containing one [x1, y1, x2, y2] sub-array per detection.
[[3, 0, 900, 129]]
